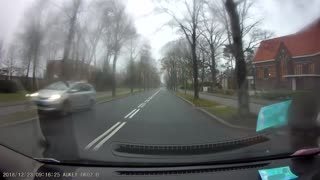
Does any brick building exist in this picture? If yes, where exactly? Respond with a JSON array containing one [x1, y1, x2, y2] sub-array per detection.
[[253, 18, 320, 91]]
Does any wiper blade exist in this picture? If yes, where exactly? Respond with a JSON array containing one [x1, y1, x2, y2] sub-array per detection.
[[34, 157, 60, 163], [113, 134, 269, 157]]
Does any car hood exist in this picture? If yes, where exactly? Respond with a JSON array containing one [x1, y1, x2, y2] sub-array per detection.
[[37, 89, 64, 98]]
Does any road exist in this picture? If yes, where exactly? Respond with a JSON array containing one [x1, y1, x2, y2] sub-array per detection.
[[0, 88, 291, 164]]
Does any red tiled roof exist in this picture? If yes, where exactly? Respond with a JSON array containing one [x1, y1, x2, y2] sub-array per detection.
[[254, 18, 320, 62]]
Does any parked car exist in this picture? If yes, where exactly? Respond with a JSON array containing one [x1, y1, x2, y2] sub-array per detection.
[[27, 81, 96, 115]]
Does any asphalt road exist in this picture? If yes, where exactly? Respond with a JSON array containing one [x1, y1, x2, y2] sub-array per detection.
[[0, 88, 290, 164]]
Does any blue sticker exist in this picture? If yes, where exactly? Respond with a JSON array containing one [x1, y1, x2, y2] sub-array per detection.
[[256, 100, 292, 132], [258, 166, 298, 180]]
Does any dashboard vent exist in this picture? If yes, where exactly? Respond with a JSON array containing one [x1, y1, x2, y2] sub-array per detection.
[[116, 163, 268, 176], [113, 134, 269, 156]]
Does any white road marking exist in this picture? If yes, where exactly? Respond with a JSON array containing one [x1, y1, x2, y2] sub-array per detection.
[[93, 122, 127, 151], [84, 122, 121, 150], [124, 109, 137, 119], [138, 103, 146, 108], [129, 109, 140, 119]]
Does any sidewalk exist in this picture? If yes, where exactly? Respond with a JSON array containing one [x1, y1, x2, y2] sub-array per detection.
[[201, 91, 279, 105], [182, 90, 276, 114], [176, 92, 256, 130]]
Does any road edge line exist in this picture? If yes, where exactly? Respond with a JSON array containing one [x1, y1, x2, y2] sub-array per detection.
[[174, 93, 255, 131]]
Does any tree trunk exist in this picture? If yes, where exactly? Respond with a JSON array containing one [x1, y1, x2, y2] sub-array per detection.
[[61, 2, 80, 80], [130, 61, 134, 94], [111, 53, 118, 97], [191, 30, 199, 99], [225, 0, 250, 116], [32, 57, 37, 91], [201, 51, 207, 92], [210, 44, 216, 90]]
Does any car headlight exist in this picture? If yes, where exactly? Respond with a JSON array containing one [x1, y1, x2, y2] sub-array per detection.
[[48, 94, 61, 101], [26, 92, 39, 97]]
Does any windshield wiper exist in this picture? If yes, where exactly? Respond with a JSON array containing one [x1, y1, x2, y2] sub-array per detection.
[[34, 157, 60, 163], [113, 134, 269, 156]]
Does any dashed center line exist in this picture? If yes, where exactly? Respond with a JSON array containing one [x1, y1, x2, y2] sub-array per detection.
[[84, 122, 121, 150], [129, 109, 140, 119], [124, 109, 137, 119], [93, 122, 127, 151], [85, 89, 162, 151]]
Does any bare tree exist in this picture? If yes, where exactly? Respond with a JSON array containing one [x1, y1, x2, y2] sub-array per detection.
[[98, 0, 136, 96], [0, 40, 4, 67], [61, 0, 82, 80], [127, 36, 141, 93], [17, 0, 49, 90], [199, 7, 226, 89], [156, 0, 205, 99], [161, 39, 193, 92], [225, 0, 249, 116], [4, 45, 18, 79]]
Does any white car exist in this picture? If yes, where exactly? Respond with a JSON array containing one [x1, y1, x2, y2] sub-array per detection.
[[28, 81, 96, 115]]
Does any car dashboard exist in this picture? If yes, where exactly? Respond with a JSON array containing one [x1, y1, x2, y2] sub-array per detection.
[[1, 145, 320, 180]]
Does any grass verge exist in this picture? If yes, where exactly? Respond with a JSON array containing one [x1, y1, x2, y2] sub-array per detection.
[[96, 88, 141, 102], [0, 93, 28, 104], [177, 92, 257, 129]]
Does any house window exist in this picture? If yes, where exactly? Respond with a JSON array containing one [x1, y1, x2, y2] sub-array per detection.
[[309, 63, 315, 74], [295, 64, 303, 75], [269, 66, 276, 78], [302, 64, 309, 74], [256, 67, 264, 80], [264, 68, 269, 79], [281, 64, 287, 80]]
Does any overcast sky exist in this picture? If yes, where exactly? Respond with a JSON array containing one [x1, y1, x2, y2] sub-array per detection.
[[1, 0, 320, 60]]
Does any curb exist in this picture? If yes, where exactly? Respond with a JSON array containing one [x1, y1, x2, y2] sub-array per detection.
[[175, 93, 255, 131], [175, 93, 195, 107], [197, 108, 255, 131]]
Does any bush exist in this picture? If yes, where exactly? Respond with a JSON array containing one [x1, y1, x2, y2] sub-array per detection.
[[0, 80, 25, 93]]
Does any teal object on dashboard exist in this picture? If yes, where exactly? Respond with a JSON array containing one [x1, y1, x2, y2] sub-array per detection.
[[258, 166, 298, 180], [256, 100, 292, 132]]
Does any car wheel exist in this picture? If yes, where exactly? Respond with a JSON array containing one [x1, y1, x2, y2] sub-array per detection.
[[61, 101, 71, 116]]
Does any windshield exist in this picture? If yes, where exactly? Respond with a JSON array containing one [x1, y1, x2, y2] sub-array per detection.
[[45, 82, 69, 91], [0, 0, 319, 166]]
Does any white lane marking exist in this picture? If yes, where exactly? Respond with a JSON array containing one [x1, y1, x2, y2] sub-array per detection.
[[129, 109, 140, 119], [126, 109, 138, 118], [142, 90, 160, 104], [138, 103, 146, 108], [84, 122, 121, 150], [93, 122, 127, 151], [124, 109, 137, 119]]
